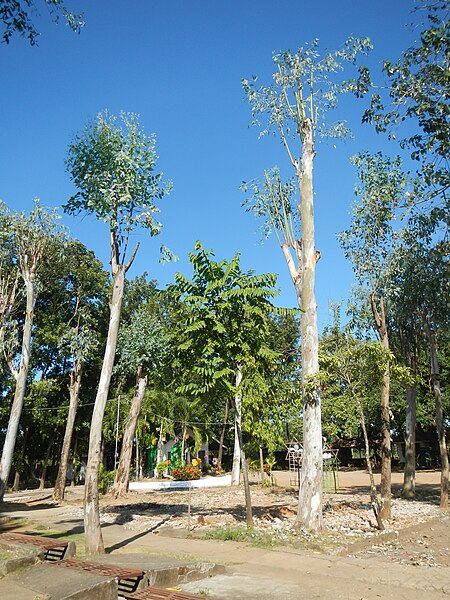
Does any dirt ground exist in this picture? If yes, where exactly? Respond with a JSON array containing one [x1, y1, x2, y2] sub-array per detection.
[[2, 469, 450, 599]]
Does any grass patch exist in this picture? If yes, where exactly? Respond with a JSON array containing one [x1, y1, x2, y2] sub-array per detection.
[[204, 525, 296, 549], [0, 516, 30, 530], [203, 524, 360, 553]]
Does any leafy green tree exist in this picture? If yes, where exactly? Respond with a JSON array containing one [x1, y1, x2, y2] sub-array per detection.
[[242, 36, 372, 531], [361, 1, 449, 199], [51, 240, 108, 502], [386, 233, 449, 506], [0, 0, 84, 45], [321, 328, 389, 530], [65, 111, 171, 554], [111, 306, 168, 497], [0, 201, 64, 501], [338, 151, 409, 519], [168, 241, 279, 527]]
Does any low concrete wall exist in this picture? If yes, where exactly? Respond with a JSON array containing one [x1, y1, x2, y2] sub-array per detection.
[[129, 474, 232, 491]]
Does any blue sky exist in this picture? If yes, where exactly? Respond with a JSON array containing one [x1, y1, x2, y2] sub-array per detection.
[[1, 0, 419, 329]]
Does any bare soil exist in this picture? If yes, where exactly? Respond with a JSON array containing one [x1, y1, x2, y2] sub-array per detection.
[[3, 468, 448, 566]]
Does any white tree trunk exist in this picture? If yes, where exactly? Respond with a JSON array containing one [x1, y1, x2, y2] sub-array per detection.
[[0, 276, 35, 502], [295, 119, 323, 532], [84, 265, 125, 554], [233, 368, 253, 527], [231, 396, 241, 486], [112, 368, 147, 498], [53, 361, 83, 502]]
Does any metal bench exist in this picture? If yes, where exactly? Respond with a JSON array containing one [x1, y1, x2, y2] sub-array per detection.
[[122, 586, 218, 599], [52, 557, 144, 595], [0, 532, 71, 561]]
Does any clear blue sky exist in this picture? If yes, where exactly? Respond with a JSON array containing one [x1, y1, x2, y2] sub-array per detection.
[[0, 0, 418, 329]]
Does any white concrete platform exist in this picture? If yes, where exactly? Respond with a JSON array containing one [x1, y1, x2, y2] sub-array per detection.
[[129, 474, 232, 491]]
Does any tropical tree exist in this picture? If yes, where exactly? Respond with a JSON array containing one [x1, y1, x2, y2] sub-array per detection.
[[52, 240, 107, 502], [168, 242, 279, 527], [0, 201, 63, 501], [111, 306, 168, 497], [65, 111, 171, 554], [387, 234, 449, 507], [320, 320, 403, 530], [338, 151, 410, 519], [242, 37, 372, 530]]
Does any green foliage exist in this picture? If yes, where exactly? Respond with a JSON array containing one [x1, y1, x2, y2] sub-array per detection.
[[0, 0, 85, 45], [242, 38, 373, 273], [156, 460, 170, 478], [319, 310, 411, 443], [361, 1, 449, 195], [65, 111, 171, 265], [98, 464, 115, 495], [115, 309, 168, 376], [168, 241, 279, 400], [243, 37, 372, 142], [338, 152, 409, 289]]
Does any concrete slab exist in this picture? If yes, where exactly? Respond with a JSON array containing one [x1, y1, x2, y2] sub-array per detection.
[[2, 562, 118, 600], [89, 553, 225, 587]]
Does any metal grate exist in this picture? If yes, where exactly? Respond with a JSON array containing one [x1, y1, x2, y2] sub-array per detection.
[[0, 533, 69, 560], [53, 558, 144, 594]]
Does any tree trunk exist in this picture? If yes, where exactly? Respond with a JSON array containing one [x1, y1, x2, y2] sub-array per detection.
[[71, 431, 78, 487], [259, 445, 265, 485], [112, 368, 148, 498], [369, 294, 391, 520], [156, 419, 164, 474], [380, 358, 392, 519], [231, 397, 241, 486], [39, 438, 54, 491], [295, 118, 323, 532], [12, 426, 29, 493], [355, 396, 384, 530], [84, 264, 125, 554], [402, 350, 417, 499], [181, 423, 187, 465], [217, 397, 229, 469], [233, 368, 253, 527], [0, 275, 35, 502], [53, 361, 82, 502], [427, 325, 449, 508]]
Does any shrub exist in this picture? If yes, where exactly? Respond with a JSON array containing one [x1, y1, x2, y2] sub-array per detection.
[[156, 460, 171, 478], [208, 465, 225, 476], [98, 464, 115, 494], [172, 463, 202, 481]]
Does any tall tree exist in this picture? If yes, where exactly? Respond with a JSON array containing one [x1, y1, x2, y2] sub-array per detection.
[[338, 151, 409, 519], [387, 235, 449, 507], [111, 307, 167, 497], [242, 37, 372, 530], [65, 111, 170, 554], [169, 242, 279, 527], [52, 240, 107, 502], [0, 201, 63, 501]]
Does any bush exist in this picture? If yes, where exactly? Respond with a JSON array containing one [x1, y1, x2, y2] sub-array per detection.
[[156, 460, 170, 478], [207, 465, 225, 476], [98, 464, 115, 494], [172, 464, 202, 481]]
